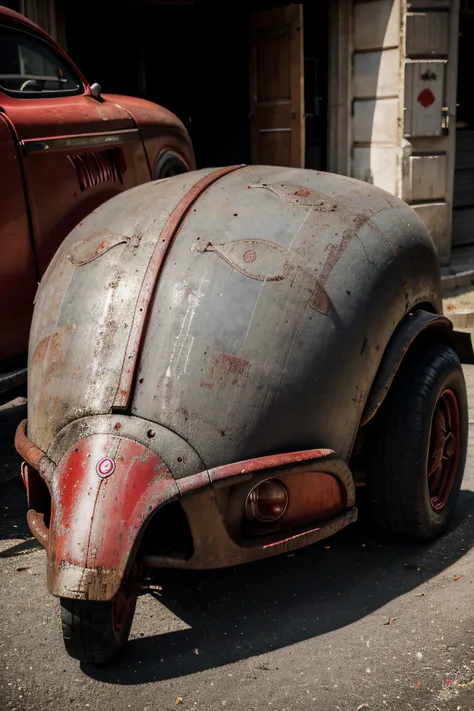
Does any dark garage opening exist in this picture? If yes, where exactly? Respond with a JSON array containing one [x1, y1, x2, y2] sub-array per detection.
[[64, 0, 329, 170]]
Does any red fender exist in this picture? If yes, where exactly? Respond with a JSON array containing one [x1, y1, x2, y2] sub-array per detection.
[[46, 434, 179, 600]]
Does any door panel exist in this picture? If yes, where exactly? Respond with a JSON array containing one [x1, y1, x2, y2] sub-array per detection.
[[0, 23, 150, 275], [250, 5, 305, 167], [0, 113, 38, 364], [4, 96, 150, 274]]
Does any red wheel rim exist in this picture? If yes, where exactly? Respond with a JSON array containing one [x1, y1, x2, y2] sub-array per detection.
[[427, 389, 461, 511]]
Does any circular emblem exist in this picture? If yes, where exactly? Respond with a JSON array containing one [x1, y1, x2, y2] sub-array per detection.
[[417, 88, 435, 108], [243, 249, 257, 263], [96, 457, 115, 478]]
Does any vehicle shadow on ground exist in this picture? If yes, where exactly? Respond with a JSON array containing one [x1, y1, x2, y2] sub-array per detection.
[[84, 488, 474, 685], [0, 400, 32, 545]]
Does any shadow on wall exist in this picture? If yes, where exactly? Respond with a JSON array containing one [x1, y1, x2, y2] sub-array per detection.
[[352, 0, 400, 197], [84, 488, 474, 684]]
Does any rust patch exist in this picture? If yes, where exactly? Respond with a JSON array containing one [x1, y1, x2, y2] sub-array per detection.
[[308, 282, 330, 314], [31, 324, 77, 379], [211, 352, 251, 386], [317, 213, 369, 289], [15, 419, 46, 470]]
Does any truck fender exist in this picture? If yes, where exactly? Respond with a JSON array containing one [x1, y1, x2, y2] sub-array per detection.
[[361, 309, 473, 426], [45, 434, 179, 600]]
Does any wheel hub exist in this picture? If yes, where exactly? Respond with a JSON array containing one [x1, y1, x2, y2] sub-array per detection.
[[427, 389, 461, 511]]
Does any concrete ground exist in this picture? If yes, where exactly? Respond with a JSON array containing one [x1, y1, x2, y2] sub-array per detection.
[[1, 372, 474, 711]]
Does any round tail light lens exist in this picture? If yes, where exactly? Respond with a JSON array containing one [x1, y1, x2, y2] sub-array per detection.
[[244, 479, 289, 523]]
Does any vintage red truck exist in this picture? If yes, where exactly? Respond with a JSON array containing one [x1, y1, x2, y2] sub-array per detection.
[[0, 5, 194, 399]]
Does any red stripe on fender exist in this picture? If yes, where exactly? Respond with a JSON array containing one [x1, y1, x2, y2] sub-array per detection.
[[113, 164, 245, 410]]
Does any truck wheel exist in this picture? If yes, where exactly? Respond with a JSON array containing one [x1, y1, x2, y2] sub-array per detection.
[[154, 150, 188, 180], [365, 343, 467, 542], [60, 569, 140, 664]]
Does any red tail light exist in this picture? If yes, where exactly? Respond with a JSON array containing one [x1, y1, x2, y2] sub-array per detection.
[[244, 479, 289, 522]]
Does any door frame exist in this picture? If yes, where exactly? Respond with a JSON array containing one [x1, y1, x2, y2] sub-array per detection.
[[327, 0, 352, 177], [249, 4, 305, 168]]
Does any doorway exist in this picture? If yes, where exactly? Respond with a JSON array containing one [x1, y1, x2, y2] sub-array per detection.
[[64, 0, 329, 170], [453, 2, 474, 246]]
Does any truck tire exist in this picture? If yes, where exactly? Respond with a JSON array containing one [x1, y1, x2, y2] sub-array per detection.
[[154, 150, 189, 180], [60, 575, 140, 664], [365, 343, 468, 542]]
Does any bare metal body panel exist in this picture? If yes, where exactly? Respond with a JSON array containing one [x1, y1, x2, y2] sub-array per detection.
[[28, 166, 441, 471]]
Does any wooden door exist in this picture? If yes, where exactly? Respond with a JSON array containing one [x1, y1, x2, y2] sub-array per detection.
[[249, 4, 305, 167]]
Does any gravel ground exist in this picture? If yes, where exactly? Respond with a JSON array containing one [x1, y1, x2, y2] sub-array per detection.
[[1, 369, 474, 711], [444, 287, 474, 315]]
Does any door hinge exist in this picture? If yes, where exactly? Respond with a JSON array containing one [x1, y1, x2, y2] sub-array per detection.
[[441, 106, 449, 134]]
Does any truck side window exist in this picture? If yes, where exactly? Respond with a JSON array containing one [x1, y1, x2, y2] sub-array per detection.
[[0, 24, 82, 97]]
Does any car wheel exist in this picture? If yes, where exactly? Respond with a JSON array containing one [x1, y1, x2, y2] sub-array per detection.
[[154, 150, 189, 180], [365, 343, 468, 542], [60, 566, 141, 664]]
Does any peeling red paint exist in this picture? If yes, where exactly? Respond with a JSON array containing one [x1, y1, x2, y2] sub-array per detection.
[[208, 448, 335, 483], [47, 435, 178, 599]]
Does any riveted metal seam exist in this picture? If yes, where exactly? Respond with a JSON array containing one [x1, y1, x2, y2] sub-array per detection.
[[113, 164, 246, 410]]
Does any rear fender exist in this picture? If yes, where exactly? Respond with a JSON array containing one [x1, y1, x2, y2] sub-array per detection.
[[45, 434, 179, 600], [361, 309, 474, 426]]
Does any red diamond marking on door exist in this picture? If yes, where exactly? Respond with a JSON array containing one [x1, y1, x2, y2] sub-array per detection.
[[417, 88, 435, 108]]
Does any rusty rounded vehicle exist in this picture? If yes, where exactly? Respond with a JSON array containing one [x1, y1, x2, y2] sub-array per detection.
[[16, 165, 472, 664], [0, 5, 194, 401]]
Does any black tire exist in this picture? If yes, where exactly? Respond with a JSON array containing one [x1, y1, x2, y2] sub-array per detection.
[[154, 151, 189, 180], [365, 343, 468, 542], [61, 579, 139, 664]]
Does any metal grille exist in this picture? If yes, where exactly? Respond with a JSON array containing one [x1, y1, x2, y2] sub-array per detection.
[[68, 148, 125, 191]]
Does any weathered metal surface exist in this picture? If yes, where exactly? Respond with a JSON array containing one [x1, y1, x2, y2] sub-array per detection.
[[106, 93, 196, 176], [24, 165, 450, 602], [208, 449, 335, 483], [0, 112, 37, 368], [45, 435, 179, 600], [45, 414, 205, 480], [113, 165, 244, 410], [144, 459, 358, 570], [28, 166, 443, 464], [0, 5, 194, 377], [26, 509, 49, 547], [361, 311, 456, 425], [15, 418, 44, 470], [17, 412, 355, 591], [130, 166, 442, 467], [27, 169, 219, 451], [175, 448, 336, 495]]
